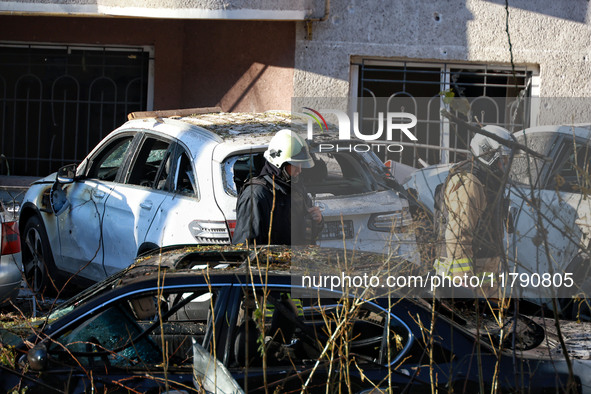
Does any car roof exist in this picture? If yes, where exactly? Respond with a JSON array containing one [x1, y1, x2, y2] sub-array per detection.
[[120, 111, 304, 143], [519, 124, 591, 140], [53, 245, 403, 314], [117, 111, 317, 161], [98, 245, 399, 290], [118, 110, 354, 163]]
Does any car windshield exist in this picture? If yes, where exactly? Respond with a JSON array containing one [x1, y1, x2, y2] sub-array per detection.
[[46, 287, 216, 369], [509, 132, 557, 187], [44, 265, 133, 321], [222, 149, 388, 197]]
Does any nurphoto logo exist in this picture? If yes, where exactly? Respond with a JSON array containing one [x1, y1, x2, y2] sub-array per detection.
[[302, 108, 418, 153]]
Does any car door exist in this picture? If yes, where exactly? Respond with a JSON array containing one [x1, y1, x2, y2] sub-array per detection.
[[536, 136, 591, 287], [37, 284, 226, 392], [100, 134, 172, 276], [507, 133, 587, 299], [225, 284, 417, 393], [57, 134, 135, 281], [146, 143, 231, 247]]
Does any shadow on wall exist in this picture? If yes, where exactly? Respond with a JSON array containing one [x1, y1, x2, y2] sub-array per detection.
[[225, 64, 269, 112], [483, 0, 590, 24], [183, 21, 295, 113]]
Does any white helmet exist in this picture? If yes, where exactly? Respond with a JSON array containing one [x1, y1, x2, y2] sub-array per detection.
[[264, 129, 314, 169], [470, 125, 513, 167]]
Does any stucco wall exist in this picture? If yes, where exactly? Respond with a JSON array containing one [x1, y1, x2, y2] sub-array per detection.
[[294, 0, 591, 122], [0, 0, 318, 19], [0, 16, 295, 112]]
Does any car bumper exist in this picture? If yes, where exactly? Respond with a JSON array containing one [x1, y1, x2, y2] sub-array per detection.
[[0, 252, 23, 304]]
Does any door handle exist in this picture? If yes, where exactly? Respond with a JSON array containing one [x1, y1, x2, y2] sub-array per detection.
[[140, 201, 153, 210], [92, 189, 105, 199]]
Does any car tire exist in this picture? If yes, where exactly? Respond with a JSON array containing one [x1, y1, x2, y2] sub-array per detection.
[[22, 215, 58, 295]]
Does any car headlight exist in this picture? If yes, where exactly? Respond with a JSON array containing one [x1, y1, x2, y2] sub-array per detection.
[[367, 210, 413, 233]]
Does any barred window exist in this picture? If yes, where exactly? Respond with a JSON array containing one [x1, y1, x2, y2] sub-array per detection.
[[354, 60, 536, 167]]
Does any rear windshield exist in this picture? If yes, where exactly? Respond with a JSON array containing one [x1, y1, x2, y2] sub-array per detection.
[[222, 151, 386, 197]]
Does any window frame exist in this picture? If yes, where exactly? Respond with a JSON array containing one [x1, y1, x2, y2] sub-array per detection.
[[350, 58, 540, 166], [168, 142, 199, 198], [229, 283, 414, 369], [84, 132, 137, 182], [43, 282, 229, 372], [544, 135, 591, 192], [123, 132, 174, 189]]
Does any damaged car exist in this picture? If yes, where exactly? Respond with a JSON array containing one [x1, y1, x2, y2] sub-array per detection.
[[18, 111, 417, 294], [0, 246, 590, 393], [405, 124, 591, 312]]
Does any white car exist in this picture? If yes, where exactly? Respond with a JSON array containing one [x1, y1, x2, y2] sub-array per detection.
[[405, 124, 591, 305], [19, 111, 417, 293]]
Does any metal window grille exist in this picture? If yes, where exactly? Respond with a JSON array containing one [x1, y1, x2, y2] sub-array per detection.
[[0, 44, 151, 177], [356, 60, 533, 167]]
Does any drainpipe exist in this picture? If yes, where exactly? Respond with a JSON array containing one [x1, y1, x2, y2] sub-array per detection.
[[304, 0, 330, 40]]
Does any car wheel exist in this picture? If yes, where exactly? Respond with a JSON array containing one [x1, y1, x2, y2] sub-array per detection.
[[22, 216, 57, 295]]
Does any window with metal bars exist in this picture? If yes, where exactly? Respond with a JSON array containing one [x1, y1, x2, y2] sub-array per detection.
[[355, 60, 534, 167], [0, 44, 151, 177]]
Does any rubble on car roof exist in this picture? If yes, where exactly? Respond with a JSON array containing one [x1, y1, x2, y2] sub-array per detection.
[[128, 108, 341, 141], [122, 244, 410, 283], [180, 111, 308, 138]]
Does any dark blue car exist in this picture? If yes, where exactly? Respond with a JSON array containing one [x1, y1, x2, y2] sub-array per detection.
[[0, 246, 589, 393]]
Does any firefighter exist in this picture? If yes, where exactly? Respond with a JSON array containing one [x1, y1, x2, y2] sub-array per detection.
[[434, 125, 514, 301], [232, 129, 323, 246]]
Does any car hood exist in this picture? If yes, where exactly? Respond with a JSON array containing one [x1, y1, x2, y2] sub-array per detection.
[[0, 327, 24, 347], [0, 316, 50, 347], [430, 298, 591, 361], [30, 172, 57, 185], [543, 318, 591, 360]]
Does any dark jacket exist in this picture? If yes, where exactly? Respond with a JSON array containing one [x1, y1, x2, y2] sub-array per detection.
[[232, 161, 322, 246]]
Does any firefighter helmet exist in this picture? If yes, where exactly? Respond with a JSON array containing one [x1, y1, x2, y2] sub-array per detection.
[[470, 125, 513, 168], [264, 129, 314, 169]]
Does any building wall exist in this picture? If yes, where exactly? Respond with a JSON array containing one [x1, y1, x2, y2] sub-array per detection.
[[182, 21, 295, 112], [294, 0, 591, 122], [0, 0, 317, 19], [0, 15, 295, 112]]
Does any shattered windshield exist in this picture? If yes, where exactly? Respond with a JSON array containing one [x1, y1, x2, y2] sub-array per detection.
[[509, 132, 557, 187], [47, 287, 216, 369], [45, 265, 133, 321]]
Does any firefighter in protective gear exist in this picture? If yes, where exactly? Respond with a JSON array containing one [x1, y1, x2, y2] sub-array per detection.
[[434, 125, 514, 299], [233, 129, 323, 246]]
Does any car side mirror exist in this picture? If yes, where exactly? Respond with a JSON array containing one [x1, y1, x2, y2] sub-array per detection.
[[56, 163, 78, 184], [28, 344, 48, 371]]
